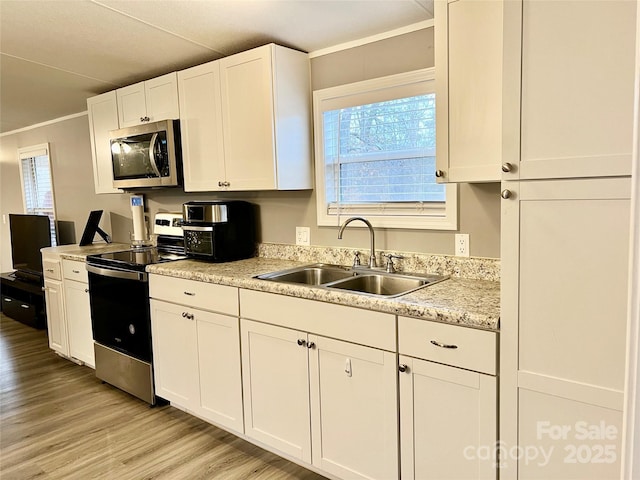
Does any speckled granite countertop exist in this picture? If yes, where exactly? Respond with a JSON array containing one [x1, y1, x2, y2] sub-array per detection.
[[41, 243, 132, 260], [147, 257, 500, 331]]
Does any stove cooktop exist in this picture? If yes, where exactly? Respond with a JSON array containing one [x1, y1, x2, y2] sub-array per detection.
[[86, 248, 187, 272]]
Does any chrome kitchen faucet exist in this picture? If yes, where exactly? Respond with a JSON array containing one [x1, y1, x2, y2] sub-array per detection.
[[337, 217, 377, 268]]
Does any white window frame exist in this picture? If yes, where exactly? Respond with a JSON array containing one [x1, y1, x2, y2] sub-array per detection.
[[313, 68, 458, 230], [18, 143, 57, 245]]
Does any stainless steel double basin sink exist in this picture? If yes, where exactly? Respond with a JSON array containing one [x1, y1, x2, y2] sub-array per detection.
[[255, 263, 448, 298]]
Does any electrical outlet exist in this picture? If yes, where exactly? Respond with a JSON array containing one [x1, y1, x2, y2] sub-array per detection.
[[455, 233, 470, 257], [296, 226, 310, 246]]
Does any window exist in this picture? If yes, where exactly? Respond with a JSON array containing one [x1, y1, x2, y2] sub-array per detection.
[[313, 68, 457, 230], [18, 143, 57, 245]]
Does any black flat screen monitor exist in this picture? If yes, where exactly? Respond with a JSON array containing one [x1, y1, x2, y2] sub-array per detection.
[[79, 210, 111, 246], [9, 214, 52, 280]]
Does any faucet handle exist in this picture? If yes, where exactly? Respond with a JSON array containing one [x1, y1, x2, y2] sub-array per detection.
[[352, 251, 361, 267], [383, 253, 404, 273]]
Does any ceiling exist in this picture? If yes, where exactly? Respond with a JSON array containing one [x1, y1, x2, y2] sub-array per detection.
[[0, 0, 433, 134]]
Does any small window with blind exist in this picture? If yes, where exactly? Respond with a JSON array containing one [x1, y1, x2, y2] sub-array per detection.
[[313, 68, 457, 230], [18, 144, 57, 245]]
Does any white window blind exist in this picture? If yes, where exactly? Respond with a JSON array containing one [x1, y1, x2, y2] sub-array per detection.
[[314, 68, 457, 230], [19, 144, 57, 245]]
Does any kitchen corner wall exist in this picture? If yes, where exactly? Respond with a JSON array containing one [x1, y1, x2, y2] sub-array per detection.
[[0, 27, 501, 272]]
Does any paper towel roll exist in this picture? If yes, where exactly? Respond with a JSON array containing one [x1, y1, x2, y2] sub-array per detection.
[[130, 195, 147, 242]]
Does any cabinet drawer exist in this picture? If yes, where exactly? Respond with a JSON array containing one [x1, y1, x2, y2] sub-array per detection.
[[62, 260, 88, 283], [240, 289, 396, 351], [2, 295, 37, 325], [149, 274, 238, 316], [398, 316, 497, 375], [43, 259, 61, 280]]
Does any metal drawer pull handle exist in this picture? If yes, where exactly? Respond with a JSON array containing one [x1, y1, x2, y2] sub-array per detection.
[[20, 304, 30, 309], [72, 269, 80, 274], [46, 268, 54, 272], [430, 340, 458, 349], [4, 298, 11, 302], [182, 312, 194, 320], [184, 291, 195, 296]]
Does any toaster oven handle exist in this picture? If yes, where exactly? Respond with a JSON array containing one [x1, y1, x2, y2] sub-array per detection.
[[148, 133, 162, 178], [182, 225, 214, 232]]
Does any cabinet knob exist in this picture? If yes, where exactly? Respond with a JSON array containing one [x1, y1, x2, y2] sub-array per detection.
[[501, 189, 512, 199], [84, 288, 89, 293], [398, 364, 409, 373], [182, 312, 194, 320], [501, 162, 513, 173], [183, 291, 195, 296], [297, 338, 306, 347], [140, 116, 150, 122], [306, 341, 316, 350], [434, 170, 445, 178]]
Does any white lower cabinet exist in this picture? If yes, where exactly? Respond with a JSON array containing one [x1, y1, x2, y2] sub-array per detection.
[[240, 320, 312, 462], [399, 356, 497, 480], [62, 259, 94, 367], [64, 279, 94, 367], [398, 316, 498, 480], [149, 275, 243, 434], [150, 299, 199, 407], [310, 334, 398, 480], [43, 277, 68, 356], [241, 318, 399, 480], [239, 289, 399, 480]]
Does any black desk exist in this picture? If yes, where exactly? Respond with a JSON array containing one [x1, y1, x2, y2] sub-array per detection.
[[0, 272, 46, 329]]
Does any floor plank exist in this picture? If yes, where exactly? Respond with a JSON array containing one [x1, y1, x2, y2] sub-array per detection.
[[0, 314, 326, 480]]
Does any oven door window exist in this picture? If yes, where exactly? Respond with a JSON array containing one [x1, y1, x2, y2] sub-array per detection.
[[111, 131, 170, 180], [88, 271, 152, 362]]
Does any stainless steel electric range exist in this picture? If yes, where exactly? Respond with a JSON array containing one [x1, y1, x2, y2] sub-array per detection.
[[85, 213, 185, 404]]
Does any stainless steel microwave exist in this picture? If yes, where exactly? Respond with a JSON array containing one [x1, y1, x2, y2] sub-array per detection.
[[109, 119, 181, 189]]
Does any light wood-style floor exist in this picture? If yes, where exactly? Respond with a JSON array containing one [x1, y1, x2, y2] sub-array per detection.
[[0, 313, 326, 480]]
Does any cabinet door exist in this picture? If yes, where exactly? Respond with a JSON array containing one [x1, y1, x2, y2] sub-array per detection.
[[117, 81, 147, 128], [150, 300, 199, 409], [517, 0, 636, 179], [64, 279, 94, 368], [195, 312, 243, 434], [241, 319, 311, 463], [44, 278, 68, 356], [399, 355, 497, 480], [309, 335, 398, 480], [86, 91, 121, 194], [177, 61, 226, 192], [500, 178, 631, 478], [435, 0, 503, 183], [220, 45, 277, 190], [145, 73, 179, 122]]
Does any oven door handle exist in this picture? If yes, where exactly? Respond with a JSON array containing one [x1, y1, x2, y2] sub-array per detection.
[[87, 264, 148, 282]]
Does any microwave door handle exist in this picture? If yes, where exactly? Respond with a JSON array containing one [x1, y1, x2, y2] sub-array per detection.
[[148, 133, 162, 178]]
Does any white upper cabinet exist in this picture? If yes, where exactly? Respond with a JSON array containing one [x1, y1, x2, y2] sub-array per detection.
[[438, 0, 636, 182], [178, 61, 226, 192], [86, 91, 121, 194], [178, 43, 313, 192], [504, 0, 636, 180], [435, 0, 504, 183], [116, 72, 180, 128]]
